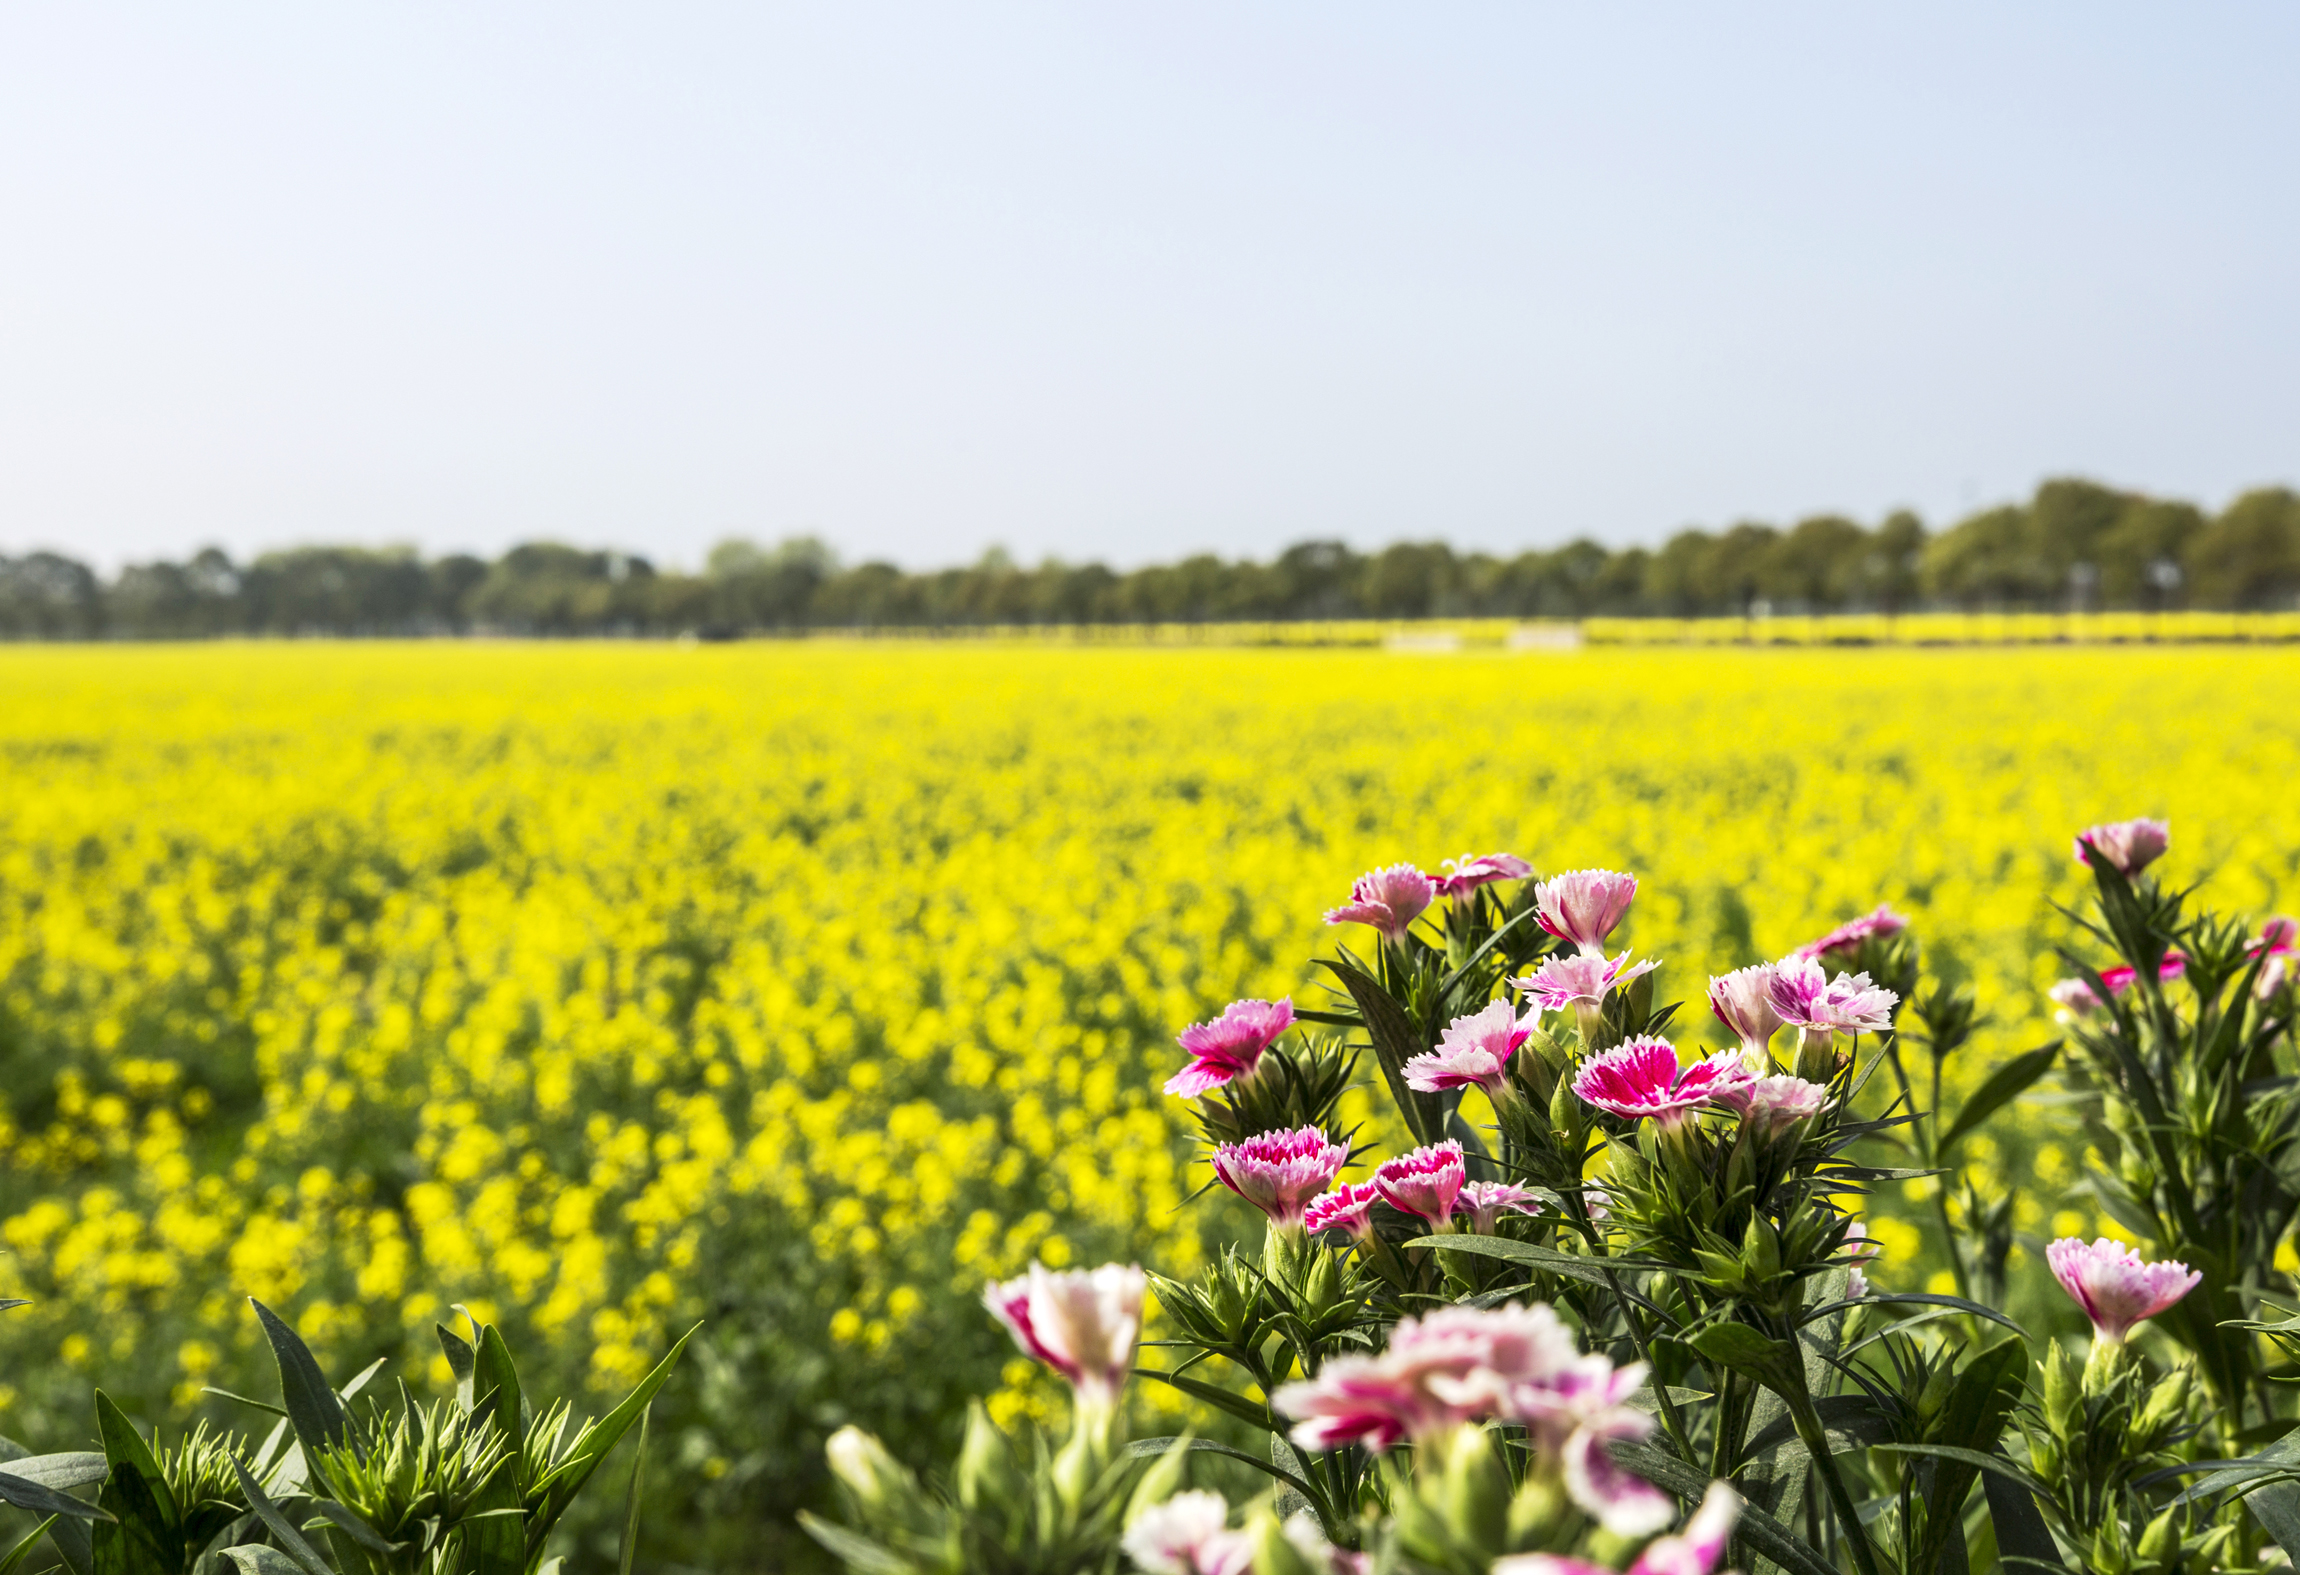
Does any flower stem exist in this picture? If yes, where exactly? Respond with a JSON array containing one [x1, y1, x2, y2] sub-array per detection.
[[1786, 1392, 1883, 1575]]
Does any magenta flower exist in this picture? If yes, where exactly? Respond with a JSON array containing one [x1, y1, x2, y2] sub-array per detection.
[[1769, 957, 1899, 1034], [1454, 1179, 1542, 1234], [1434, 851, 1533, 898], [1706, 964, 1783, 1065], [1512, 950, 1660, 1015], [1324, 863, 1436, 944], [1374, 1141, 1468, 1229], [1792, 904, 1909, 962], [2050, 951, 2188, 1018], [1404, 1000, 1531, 1095], [1436, 1337, 1672, 1536], [1711, 1074, 1833, 1136], [1212, 1126, 1349, 1230], [1533, 869, 1639, 956], [1571, 1038, 1753, 1130], [1278, 1301, 1585, 1451], [1493, 1482, 1740, 1575], [983, 1261, 1146, 1407], [1304, 1181, 1382, 1242], [1121, 1491, 1251, 1575], [2046, 1237, 2202, 1344], [1165, 997, 1294, 1098], [2074, 817, 2171, 876], [2261, 916, 2300, 953]]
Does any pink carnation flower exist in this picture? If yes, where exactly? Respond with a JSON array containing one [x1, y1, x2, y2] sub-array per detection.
[[1496, 1484, 1742, 1575], [1793, 904, 1909, 962], [2050, 952, 2188, 1018], [1571, 1037, 1753, 1130], [2074, 817, 2171, 876], [1769, 956, 1898, 1034], [1324, 863, 1436, 944], [1512, 950, 1660, 1015], [1710, 1073, 1833, 1135], [1304, 1181, 1382, 1241], [1165, 997, 1294, 1098], [1374, 1141, 1467, 1228], [2261, 916, 2300, 953], [1275, 1302, 1579, 1452], [1844, 1219, 1876, 1300], [1453, 1179, 1542, 1234], [1534, 869, 1639, 957], [1434, 851, 1533, 898], [983, 1261, 1146, 1406], [1212, 1126, 1349, 1230], [1121, 1491, 1251, 1575], [1404, 999, 1532, 1094], [1707, 964, 1783, 1065], [2046, 1237, 2202, 1344]]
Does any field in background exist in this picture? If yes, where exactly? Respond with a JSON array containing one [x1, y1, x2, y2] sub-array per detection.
[[2, 640, 2297, 1565]]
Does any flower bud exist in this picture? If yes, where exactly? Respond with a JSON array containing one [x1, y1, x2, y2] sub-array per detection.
[[2090, 1517, 2132, 1575], [825, 1425, 908, 1511], [2136, 1504, 2179, 1564], [955, 1403, 1024, 1513], [2134, 1366, 2191, 1438], [1436, 1424, 1509, 1554], [2041, 1339, 2081, 1438]]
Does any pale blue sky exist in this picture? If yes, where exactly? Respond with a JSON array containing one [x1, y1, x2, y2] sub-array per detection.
[[2, 4, 2294, 571]]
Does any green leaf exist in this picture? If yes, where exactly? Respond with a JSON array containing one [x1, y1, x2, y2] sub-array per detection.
[[218, 1548, 314, 1575], [94, 1395, 177, 1532], [1804, 1291, 2028, 1340], [0, 1471, 107, 1524], [472, 1325, 524, 1439], [311, 1503, 400, 1557], [92, 1457, 174, 1575], [2235, 1418, 2300, 1559], [1982, 1472, 2067, 1573], [0, 1454, 109, 1494], [435, 1325, 477, 1407], [248, 1302, 349, 1469], [1133, 1367, 1277, 1433], [1406, 1235, 1673, 1297], [1914, 1341, 2029, 1573], [796, 1513, 913, 1575], [226, 1459, 336, 1575], [1687, 1324, 1805, 1395], [1937, 1044, 2060, 1157], [1126, 1438, 1317, 1504], [1868, 1443, 2052, 1497], [1318, 957, 1447, 1147], [526, 1323, 698, 1560], [615, 1406, 649, 1575], [1435, 908, 1538, 999], [0, 1517, 57, 1575], [1608, 1441, 1836, 1575]]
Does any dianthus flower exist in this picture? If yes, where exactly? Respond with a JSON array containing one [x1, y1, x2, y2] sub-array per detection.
[[1303, 1181, 1381, 1242], [1843, 1219, 1876, 1300], [1434, 851, 1533, 898], [1274, 1302, 1578, 1451], [1454, 1179, 1541, 1234], [1512, 950, 1659, 1015], [983, 1261, 1146, 1408], [2254, 918, 2298, 998], [1534, 869, 1639, 956], [1710, 1073, 1833, 1135], [1212, 1126, 1348, 1230], [1571, 1037, 1752, 1130], [1792, 904, 1908, 962], [1121, 1491, 1252, 1575], [2074, 817, 2171, 876], [2048, 952, 2187, 1018], [1404, 999, 1530, 1095], [2046, 1237, 2201, 1345], [1374, 1141, 1467, 1229], [1324, 864, 1435, 944], [1768, 956, 1898, 1034], [1706, 964, 1782, 1068], [1165, 997, 1294, 1098], [1493, 1483, 1741, 1575]]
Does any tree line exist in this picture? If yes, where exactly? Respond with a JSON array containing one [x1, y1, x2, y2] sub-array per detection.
[[5, 476, 2298, 638]]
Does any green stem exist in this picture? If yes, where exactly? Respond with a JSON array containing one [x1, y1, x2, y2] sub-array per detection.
[[1786, 1391, 1884, 1575], [1603, 1267, 1696, 1466]]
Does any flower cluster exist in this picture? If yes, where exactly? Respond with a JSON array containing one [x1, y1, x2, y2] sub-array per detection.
[[1272, 1302, 1676, 1535]]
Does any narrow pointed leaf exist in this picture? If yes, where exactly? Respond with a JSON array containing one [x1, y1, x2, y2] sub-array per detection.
[[1126, 1438, 1316, 1503], [1938, 1045, 2060, 1156], [226, 1459, 335, 1575], [528, 1323, 698, 1551], [248, 1302, 348, 1466]]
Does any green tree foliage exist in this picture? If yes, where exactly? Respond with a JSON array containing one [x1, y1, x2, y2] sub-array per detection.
[[8, 476, 2299, 639]]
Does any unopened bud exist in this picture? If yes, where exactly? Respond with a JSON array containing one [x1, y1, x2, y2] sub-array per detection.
[[2136, 1504, 2179, 1563], [826, 1426, 904, 1510], [1438, 1423, 1509, 1553], [2134, 1366, 2191, 1436], [2041, 1340, 2081, 1437], [2091, 1518, 2132, 1575]]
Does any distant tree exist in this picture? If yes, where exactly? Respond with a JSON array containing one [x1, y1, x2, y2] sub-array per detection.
[[1923, 505, 2039, 607], [1271, 540, 1363, 618], [1644, 530, 1719, 616], [1772, 515, 1869, 610], [1361, 542, 1456, 619], [1861, 511, 1927, 615], [706, 536, 836, 630], [0, 552, 103, 639], [2097, 500, 2203, 609], [2189, 488, 2300, 610], [1706, 522, 1780, 616]]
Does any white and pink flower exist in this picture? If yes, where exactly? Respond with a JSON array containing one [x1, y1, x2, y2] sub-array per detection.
[[1404, 999, 1532, 1095], [1571, 1038, 1754, 1130], [1534, 869, 1639, 957], [1793, 904, 1909, 963], [1513, 951, 1661, 1016], [1374, 1141, 1468, 1229], [1304, 1181, 1382, 1242], [983, 1261, 1146, 1407], [1710, 1073, 1833, 1135], [1706, 964, 1783, 1067], [2049, 952, 2188, 1018], [2046, 1237, 2201, 1344], [1122, 1491, 1251, 1575], [1844, 1219, 1877, 1300], [1453, 1180, 1542, 1234], [1324, 864, 1436, 944], [2074, 817, 2171, 876], [1165, 998, 1294, 1098], [1435, 851, 1534, 898], [1769, 956, 1899, 1035], [1494, 1483, 1742, 1575], [1211, 1126, 1349, 1230]]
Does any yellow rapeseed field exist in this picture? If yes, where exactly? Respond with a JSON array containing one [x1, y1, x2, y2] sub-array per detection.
[[1, 639, 2295, 1563]]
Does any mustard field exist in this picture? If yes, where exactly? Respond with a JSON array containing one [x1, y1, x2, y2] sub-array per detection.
[[2, 639, 2297, 1562]]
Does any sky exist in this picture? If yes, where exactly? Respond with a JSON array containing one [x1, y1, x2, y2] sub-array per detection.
[[2, 5, 2296, 574]]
